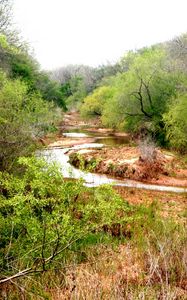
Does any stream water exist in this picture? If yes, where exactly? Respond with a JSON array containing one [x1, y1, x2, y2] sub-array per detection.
[[43, 132, 187, 193]]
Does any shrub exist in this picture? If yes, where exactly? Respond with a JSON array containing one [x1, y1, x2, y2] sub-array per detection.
[[0, 157, 132, 285], [80, 86, 115, 119], [164, 95, 187, 153], [0, 72, 60, 171]]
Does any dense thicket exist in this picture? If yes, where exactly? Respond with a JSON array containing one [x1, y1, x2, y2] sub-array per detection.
[[0, 35, 65, 170], [0, 36, 67, 108], [0, 157, 132, 283], [0, 157, 186, 298], [80, 36, 187, 152], [0, 1, 70, 171], [51, 63, 120, 109]]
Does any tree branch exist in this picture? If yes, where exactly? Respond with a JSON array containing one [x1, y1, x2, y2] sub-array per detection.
[[133, 79, 152, 118], [0, 236, 80, 284], [141, 79, 153, 109]]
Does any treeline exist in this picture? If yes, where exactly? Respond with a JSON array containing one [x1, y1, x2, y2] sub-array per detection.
[[1, 0, 187, 160], [78, 36, 187, 152], [0, 0, 68, 171], [51, 63, 120, 109]]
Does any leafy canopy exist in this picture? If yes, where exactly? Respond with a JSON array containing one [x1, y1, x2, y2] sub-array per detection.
[[0, 71, 60, 171]]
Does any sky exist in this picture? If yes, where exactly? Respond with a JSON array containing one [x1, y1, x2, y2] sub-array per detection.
[[13, 0, 187, 70]]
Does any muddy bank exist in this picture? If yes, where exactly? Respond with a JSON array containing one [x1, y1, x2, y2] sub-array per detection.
[[42, 112, 187, 189], [113, 186, 187, 222], [61, 112, 131, 138], [42, 112, 131, 148], [60, 112, 102, 131], [69, 146, 187, 187], [48, 137, 96, 148]]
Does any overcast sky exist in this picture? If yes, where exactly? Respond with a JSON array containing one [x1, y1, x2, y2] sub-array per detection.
[[13, 0, 187, 70]]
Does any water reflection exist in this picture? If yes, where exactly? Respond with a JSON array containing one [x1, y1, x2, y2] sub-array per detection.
[[95, 136, 130, 146]]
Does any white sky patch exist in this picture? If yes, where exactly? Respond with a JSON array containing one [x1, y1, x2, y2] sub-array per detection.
[[13, 0, 187, 70]]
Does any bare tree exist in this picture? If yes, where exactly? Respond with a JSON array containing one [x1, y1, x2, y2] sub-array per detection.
[[0, 0, 13, 35], [167, 33, 187, 73], [0, 0, 20, 45]]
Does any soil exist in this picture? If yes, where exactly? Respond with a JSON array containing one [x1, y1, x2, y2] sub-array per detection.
[[113, 186, 187, 222], [69, 146, 187, 187], [43, 113, 187, 298], [40, 112, 187, 222], [45, 112, 187, 188], [48, 137, 96, 148]]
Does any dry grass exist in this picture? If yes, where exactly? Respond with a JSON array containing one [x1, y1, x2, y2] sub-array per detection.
[[1, 188, 187, 300], [1, 227, 186, 300], [113, 187, 187, 223], [46, 225, 187, 300]]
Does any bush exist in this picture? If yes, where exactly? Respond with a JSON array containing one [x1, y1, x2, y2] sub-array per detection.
[[1, 158, 186, 298], [0, 72, 60, 171], [80, 86, 115, 119], [138, 138, 157, 163], [0, 157, 132, 285], [164, 95, 187, 152]]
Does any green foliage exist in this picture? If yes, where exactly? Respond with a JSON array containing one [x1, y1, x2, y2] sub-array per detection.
[[1, 158, 185, 298], [0, 33, 14, 72], [0, 157, 132, 280], [80, 86, 115, 118], [65, 76, 87, 109], [0, 34, 8, 48], [10, 51, 67, 108], [105, 49, 178, 134], [36, 72, 67, 109], [0, 34, 66, 108], [52, 67, 93, 109], [52, 63, 121, 110], [119, 50, 138, 72], [164, 94, 187, 152], [0, 72, 60, 171], [10, 51, 38, 85], [83, 47, 183, 146]]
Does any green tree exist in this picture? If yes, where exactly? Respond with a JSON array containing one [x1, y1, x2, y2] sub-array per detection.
[[0, 157, 130, 283], [164, 94, 187, 152], [0, 35, 66, 108], [52, 63, 121, 110], [0, 72, 60, 171], [35, 72, 67, 109], [80, 86, 115, 118], [102, 48, 180, 142], [65, 75, 87, 109]]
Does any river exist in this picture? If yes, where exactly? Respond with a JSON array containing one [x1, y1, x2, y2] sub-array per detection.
[[42, 131, 187, 193]]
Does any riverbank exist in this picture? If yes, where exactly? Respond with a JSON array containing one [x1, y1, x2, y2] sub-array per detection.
[[33, 113, 187, 298], [43, 111, 187, 189], [69, 145, 187, 187]]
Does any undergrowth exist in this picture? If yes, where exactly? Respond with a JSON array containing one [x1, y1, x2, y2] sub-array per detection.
[[0, 158, 186, 299]]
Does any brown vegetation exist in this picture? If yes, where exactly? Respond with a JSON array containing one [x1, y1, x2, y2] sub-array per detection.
[[69, 145, 187, 187]]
